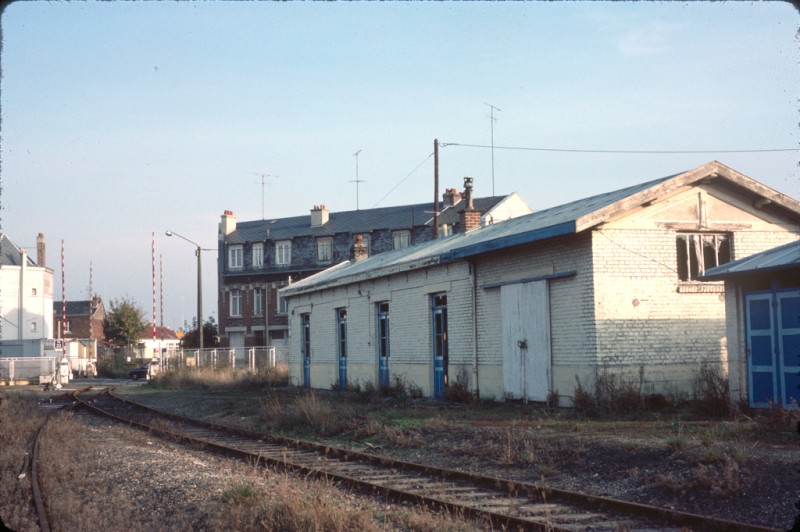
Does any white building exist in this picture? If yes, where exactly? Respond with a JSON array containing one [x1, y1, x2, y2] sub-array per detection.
[[0, 233, 54, 357], [281, 162, 800, 404]]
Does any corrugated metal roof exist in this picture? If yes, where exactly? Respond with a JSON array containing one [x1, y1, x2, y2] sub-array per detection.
[[282, 162, 800, 297], [282, 173, 678, 296], [701, 239, 800, 280]]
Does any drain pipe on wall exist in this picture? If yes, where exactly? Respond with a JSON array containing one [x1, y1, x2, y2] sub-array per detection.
[[469, 259, 479, 398]]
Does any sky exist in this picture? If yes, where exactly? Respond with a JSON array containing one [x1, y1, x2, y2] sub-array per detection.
[[1, 1, 798, 332]]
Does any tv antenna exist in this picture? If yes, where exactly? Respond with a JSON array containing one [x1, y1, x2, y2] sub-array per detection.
[[484, 102, 500, 195], [249, 172, 278, 219], [350, 150, 366, 210]]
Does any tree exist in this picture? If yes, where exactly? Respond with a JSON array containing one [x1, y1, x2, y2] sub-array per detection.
[[180, 316, 219, 349], [104, 297, 147, 348]]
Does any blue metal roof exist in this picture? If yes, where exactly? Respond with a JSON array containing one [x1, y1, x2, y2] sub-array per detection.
[[701, 239, 800, 280], [282, 172, 679, 296], [282, 162, 800, 297]]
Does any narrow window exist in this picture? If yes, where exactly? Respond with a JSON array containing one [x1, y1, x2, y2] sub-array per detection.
[[676, 233, 731, 281], [337, 308, 347, 359], [31, 288, 38, 296], [377, 302, 390, 358], [392, 230, 411, 250], [277, 292, 288, 314], [432, 294, 448, 361], [301, 313, 311, 359], [230, 289, 242, 317], [30, 321, 38, 333], [317, 237, 333, 262], [276, 240, 292, 266], [254, 288, 263, 316], [252, 243, 264, 268], [228, 245, 243, 270]]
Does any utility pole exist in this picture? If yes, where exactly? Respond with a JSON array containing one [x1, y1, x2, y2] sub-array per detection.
[[350, 150, 365, 210], [484, 102, 500, 196], [433, 139, 439, 238]]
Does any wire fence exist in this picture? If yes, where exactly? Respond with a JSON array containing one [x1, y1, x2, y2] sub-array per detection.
[[0, 357, 56, 383], [160, 346, 289, 372]]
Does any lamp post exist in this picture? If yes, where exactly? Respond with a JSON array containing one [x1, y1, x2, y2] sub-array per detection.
[[165, 230, 203, 352]]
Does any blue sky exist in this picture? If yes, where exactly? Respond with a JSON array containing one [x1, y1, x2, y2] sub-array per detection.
[[1, 2, 798, 331]]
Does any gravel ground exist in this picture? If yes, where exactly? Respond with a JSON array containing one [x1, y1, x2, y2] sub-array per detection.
[[21, 381, 800, 531]]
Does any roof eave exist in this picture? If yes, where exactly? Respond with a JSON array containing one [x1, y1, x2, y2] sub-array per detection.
[[439, 220, 577, 263]]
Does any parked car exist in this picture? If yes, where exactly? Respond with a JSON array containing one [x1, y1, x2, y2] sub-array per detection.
[[128, 363, 151, 380]]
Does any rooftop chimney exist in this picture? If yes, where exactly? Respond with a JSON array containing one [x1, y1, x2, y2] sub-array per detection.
[[36, 233, 46, 267], [220, 210, 237, 239], [459, 177, 481, 233], [443, 188, 462, 207], [310, 205, 329, 227], [351, 234, 369, 262]]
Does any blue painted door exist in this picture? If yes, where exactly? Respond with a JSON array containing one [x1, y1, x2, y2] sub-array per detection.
[[432, 294, 448, 399], [746, 290, 800, 407], [301, 313, 311, 387], [337, 308, 347, 391], [377, 302, 390, 389]]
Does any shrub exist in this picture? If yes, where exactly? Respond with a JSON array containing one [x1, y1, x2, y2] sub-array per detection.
[[571, 367, 645, 417], [444, 368, 473, 403], [692, 364, 732, 418]]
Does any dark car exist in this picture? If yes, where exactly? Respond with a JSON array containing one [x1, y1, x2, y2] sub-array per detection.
[[128, 363, 151, 380]]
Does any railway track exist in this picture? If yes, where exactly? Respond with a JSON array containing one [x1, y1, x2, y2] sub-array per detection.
[[61, 387, 778, 532]]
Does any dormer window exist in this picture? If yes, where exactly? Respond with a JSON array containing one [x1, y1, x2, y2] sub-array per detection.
[[317, 237, 333, 262], [252, 243, 264, 268], [228, 245, 243, 270], [276, 240, 291, 266]]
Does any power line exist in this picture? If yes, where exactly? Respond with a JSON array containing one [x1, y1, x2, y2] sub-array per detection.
[[372, 152, 434, 208], [440, 142, 799, 154]]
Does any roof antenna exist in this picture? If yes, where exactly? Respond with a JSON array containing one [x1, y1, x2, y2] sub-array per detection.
[[249, 173, 278, 220], [350, 150, 366, 210], [484, 102, 500, 196]]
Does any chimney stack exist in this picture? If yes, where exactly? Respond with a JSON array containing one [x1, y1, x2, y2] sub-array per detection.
[[36, 233, 46, 267], [443, 188, 462, 207], [459, 177, 481, 233], [310, 205, 329, 227], [351, 234, 368, 262], [220, 210, 237, 238]]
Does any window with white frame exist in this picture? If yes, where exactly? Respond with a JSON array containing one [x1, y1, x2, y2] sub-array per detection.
[[676, 233, 731, 281], [277, 292, 289, 314], [362, 234, 371, 254], [252, 243, 264, 268], [317, 237, 333, 262], [30, 321, 38, 333], [254, 288, 264, 316], [228, 245, 243, 270], [276, 240, 291, 266], [392, 230, 411, 250], [230, 289, 243, 317]]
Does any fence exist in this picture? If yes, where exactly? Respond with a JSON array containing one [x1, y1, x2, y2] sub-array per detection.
[[0, 357, 56, 384], [161, 346, 289, 373]]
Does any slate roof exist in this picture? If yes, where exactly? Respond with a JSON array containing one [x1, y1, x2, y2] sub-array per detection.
[[282, 161, 800, 297], [436, 195, 508, 226], [0, 234, 36, 267], [225, 197, 506, 245], [55, 300, 94, 316], [701, 239, 800, 280]]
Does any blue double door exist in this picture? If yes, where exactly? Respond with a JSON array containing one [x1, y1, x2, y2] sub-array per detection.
[[746, 289, 800, 407]]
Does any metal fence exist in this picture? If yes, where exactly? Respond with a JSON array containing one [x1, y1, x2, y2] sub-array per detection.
[[0, 357, 56, 383], [161, 346, 289, 372]]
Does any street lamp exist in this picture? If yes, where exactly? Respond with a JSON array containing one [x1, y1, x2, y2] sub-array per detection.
[[165, 230, 203, 352]]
